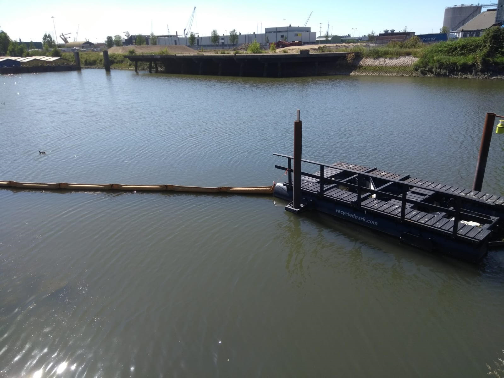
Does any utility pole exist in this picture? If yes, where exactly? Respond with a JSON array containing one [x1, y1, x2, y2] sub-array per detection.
[[51, 16, 57, 47]]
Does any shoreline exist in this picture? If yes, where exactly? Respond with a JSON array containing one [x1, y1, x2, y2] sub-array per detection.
[[80, 65, 504, 80], [2, 59, 503, 80]]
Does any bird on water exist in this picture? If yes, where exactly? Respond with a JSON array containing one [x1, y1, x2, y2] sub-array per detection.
[[39, 150, 46, 154]]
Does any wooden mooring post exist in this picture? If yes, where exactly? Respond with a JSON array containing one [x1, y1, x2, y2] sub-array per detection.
[[473, 112, 496, 192], [73, 51, 81, 70], [293, 110, 302, 210], [103, 50, 111, 72]]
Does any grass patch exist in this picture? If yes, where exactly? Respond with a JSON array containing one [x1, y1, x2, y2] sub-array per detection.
[[324, 45, 423, 58], [62, 51, 148, 70]]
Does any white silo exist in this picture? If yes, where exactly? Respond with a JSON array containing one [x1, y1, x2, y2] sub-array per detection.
[[497, 0, 504, 24], [443, 5, 482, 31]]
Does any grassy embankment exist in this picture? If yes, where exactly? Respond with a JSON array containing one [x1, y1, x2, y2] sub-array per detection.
[[61, 51, 154, 70], [325, 26, 504, 77], [414, 27, 504, 76]]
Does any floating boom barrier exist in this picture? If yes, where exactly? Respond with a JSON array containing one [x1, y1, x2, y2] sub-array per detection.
[[0, 181, 274, 195]]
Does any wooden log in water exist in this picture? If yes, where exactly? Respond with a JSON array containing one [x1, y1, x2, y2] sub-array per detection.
[[0, 180, 274, 195]]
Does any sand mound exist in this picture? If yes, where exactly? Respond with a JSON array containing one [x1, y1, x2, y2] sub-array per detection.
[[108, 45, 195, 55]]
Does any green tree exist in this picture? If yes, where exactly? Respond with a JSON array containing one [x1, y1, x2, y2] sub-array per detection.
[[29, 41, 35, 50], [42, 33, 55, 48], [113, 35, 123, 46], [7, 41, 27, 57], [229, 29, 238, 45], [150, 32, 157, 45], [368, 31, 376, 43], [440, 26, 449, 35], [135, 35, 146, 45], [188, 32, 196, 46], [211, 29, 219, 45], [0, 31, 10, 55], [106, 36, 114, 48]]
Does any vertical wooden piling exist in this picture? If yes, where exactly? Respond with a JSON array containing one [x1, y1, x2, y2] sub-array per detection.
[[103, 50, 111, 72], [73, 51, 81, 70], [149, 61, 152, 73], [263, 63, 268, 77], [155, 62, 158, 73], [293, 110, 302, 210], [135, 61, 138, 73], [473, 112, 496, 192]]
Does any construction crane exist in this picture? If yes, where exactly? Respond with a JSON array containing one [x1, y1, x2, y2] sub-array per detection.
[[167, 24, 170, 34], [304, 11, 313, 27], [183, 6, 196, 38], [75, 25, 79, 42], [59, 33, 71, 44]]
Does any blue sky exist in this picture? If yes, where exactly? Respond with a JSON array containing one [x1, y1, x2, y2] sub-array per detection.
[[2, 0, 466, 43]]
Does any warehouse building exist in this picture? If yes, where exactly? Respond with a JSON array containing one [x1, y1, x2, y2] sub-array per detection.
[[456, 9, 499, 37], [157, 26, 316, 47]]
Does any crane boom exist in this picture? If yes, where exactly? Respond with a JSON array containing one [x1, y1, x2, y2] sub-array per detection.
[[184, 6, 196, 38], [304, 11, 313, 27], [59, 33, 71, 44]]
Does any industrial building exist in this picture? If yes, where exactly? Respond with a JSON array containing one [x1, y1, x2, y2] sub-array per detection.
[[443, 4, 482, 32], [156, 26, 316, 47], [444, 1, 504, 33], [375, 31, 415, 44], [0, 58, 21, 68], [456, 9, 499, 37], [416, 33, 448, 43]]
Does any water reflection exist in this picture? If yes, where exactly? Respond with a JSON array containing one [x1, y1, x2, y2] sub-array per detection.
[[1, 70, 504, 377], [277, 200, 489, 284]]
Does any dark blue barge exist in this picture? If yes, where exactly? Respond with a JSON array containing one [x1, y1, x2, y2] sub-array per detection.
[[273, 154, 504, 263]]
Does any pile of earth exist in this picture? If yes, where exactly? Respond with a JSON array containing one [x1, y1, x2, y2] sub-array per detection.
[[107, 45, 196, 55]]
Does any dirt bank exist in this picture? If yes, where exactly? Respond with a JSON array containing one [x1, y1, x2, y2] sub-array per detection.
[[108, 45, 195, 55]]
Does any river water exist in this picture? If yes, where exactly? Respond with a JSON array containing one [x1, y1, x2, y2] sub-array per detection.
[[1, 70, 504, 377]]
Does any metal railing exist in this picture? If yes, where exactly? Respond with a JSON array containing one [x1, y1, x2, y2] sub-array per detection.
[[274, 153, 499, 239]]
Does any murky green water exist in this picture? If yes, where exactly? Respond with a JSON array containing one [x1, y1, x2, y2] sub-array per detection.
[[1, 70, 504, 377]]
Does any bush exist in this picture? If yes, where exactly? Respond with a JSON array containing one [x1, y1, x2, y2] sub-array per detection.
[[50, 47, 61, 57], [269, 43, 276, 53], [61, 52, 75, 63], [128, 49, 136, 55], [481, 26, 504, 58], [108, 53, 125, 64], [247, 40, 263, 54], [414, 27, 504, 75]]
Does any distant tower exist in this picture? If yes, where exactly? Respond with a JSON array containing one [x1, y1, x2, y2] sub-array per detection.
[[497, 0, 504, 24]]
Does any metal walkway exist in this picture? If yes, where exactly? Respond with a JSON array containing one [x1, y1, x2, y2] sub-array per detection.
[[274, 155, 503, 244]]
